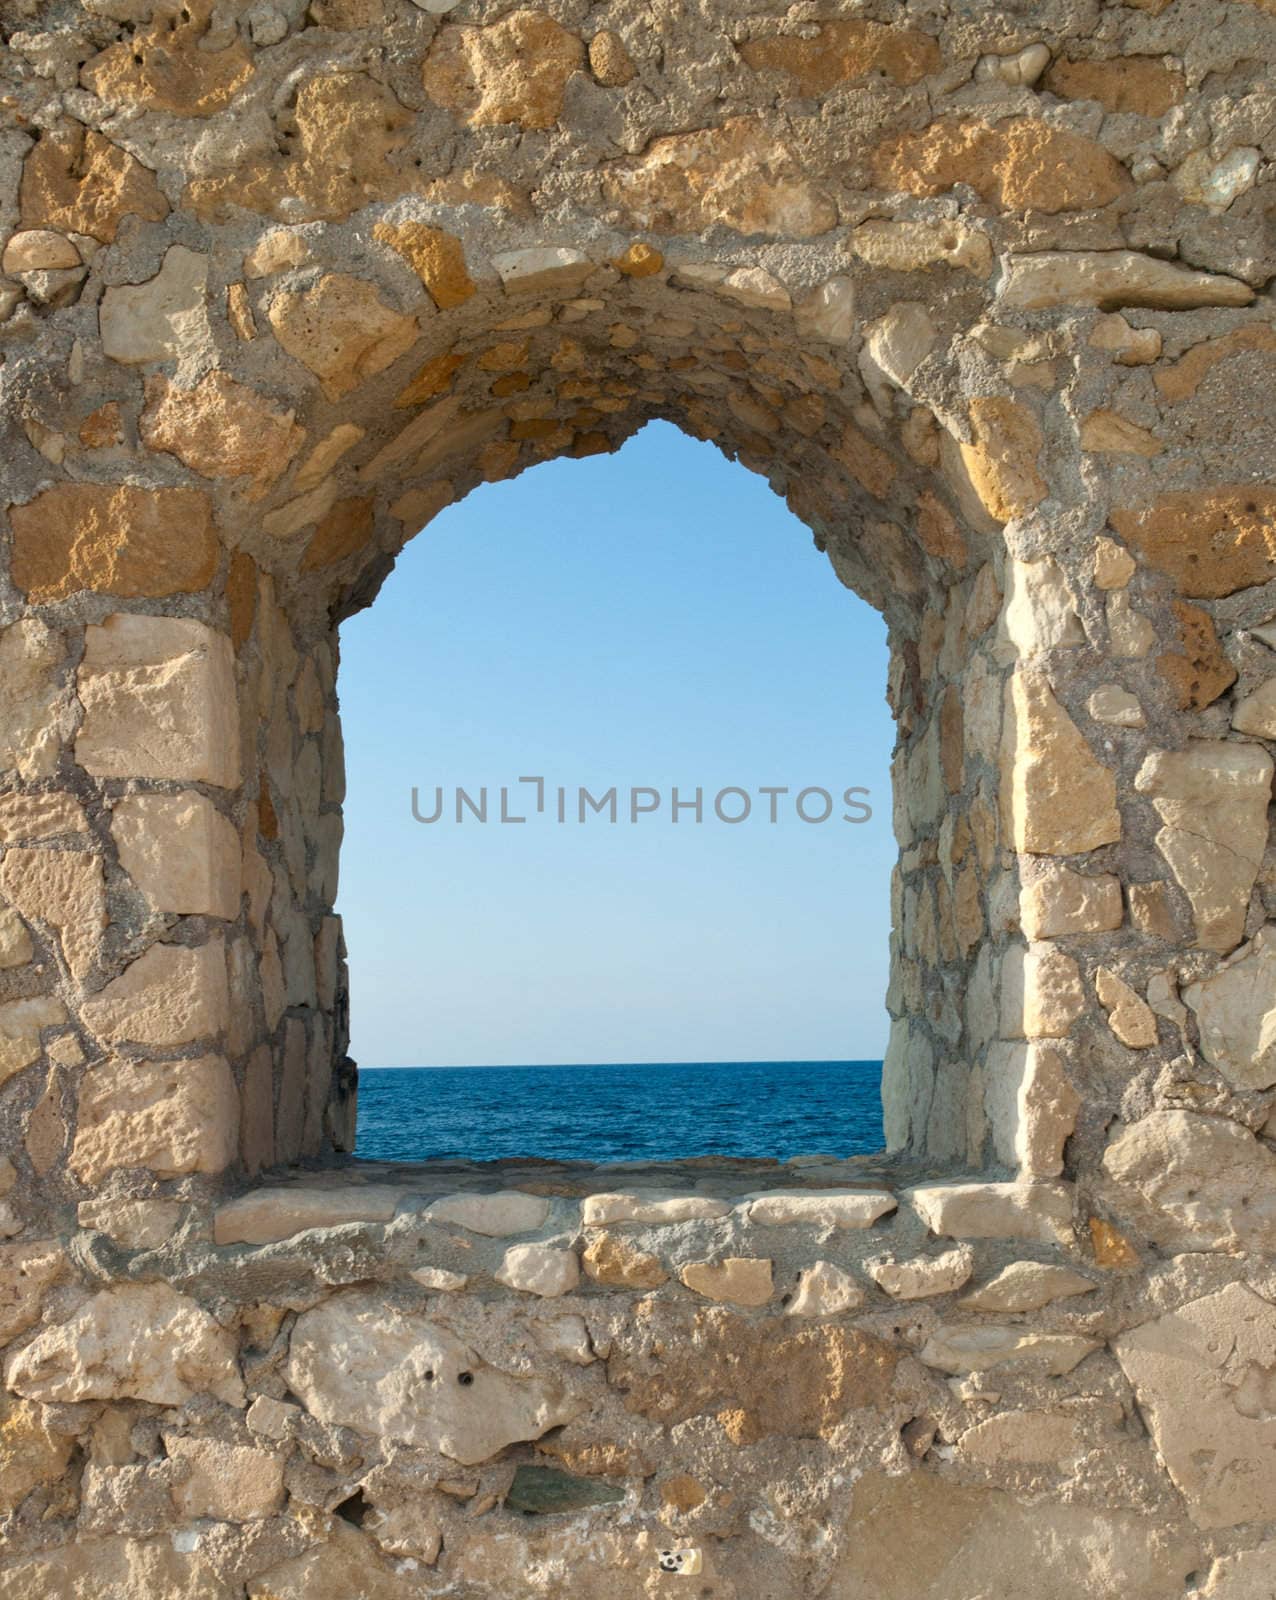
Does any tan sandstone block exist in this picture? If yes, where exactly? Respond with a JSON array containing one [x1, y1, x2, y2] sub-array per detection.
[[0, 996, 67, 1087], [423, 10, 584, 129], [1183, 928, 1276, 1091], [984, 1040, 1080, 1177], [999, 251, 1254, 312], [0, 906, 32, 970], [373, 222, 474, 309], [1096, 967, 1159, 1048], [164, 1435, 285, 1522], [71, 1054, 239, 1183], [1134, 743, 1272, 953], [960, 397, 1046, 524], [740, 18, 939, 91], [680, 1257, 774, 1307], [850, 218, 992, 277], [1003, 672, 1120, 855], [0, 619, 69, 778], [99, 245, 213, 366], [0, 1239, 65, 1345], [268, 273, 418, 401], [581, 1232, 667, 1288], [999, 943, 1086, 1037], [77, 614, 240, 788], [20, 126, 168, 243], [79, 939, 229, 1049], [81, 3, 254, 116], [6, 1281, 244, 1406], [1232, 675, 1276, 737], [113, 791, 240, 920], [11, 483, 217, 604], [589, 29, 636, 86], [140, 371, 304, 494], [1110, 487, 1276, 598], [1043, 55, 1184, 116], [959, 1261, 1095, 1313], [1020, 863, 1123, 939], [0, 1396, 74, 1513], [0, 847, 105, 981]]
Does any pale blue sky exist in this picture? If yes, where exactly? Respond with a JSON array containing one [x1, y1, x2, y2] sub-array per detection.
[[336, 421, 895, 1067]]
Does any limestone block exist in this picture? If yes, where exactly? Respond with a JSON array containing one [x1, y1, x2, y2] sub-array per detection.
[[1095, 966, 1158, 1048], [1093, 535, 1137, 587], [786, 1260, 865, 1316], [589, 29, 635, 86], [866, 1245, 973, 1299], [411, 1266, 469, 1292], [495, 1243, 580, 1297], [70, 1055, 239, 1183], [1003, 672, 1120, 854], [373, 221, 473, 308], [1233, 676, 1276, 738], [1102, 1110, 1276, 1252], [0, 1395, 74, 1512], [955, 1408, 1089, 1466], [423, 1190, 551, 1235], [860, 302, 935, 409], [139, 371, 304, 494], [0, 1537, 236, 1600], [163, 1435, 285, 1521], [983, 1040, 1079, 1177], [0, 995, 67, 1087], [908, 1180, 1074, 1243], [743, 1190, 896, 1228], [717, 266, 790, 311], [0, 793, 86, 846], [1199, 1547, 1276, 1598], [679, 1257, 774, 1306], [243, 229, 310, 278], [1134, 743, 1272, 953], [1020, 863, 1123, 939], [850, 219, 992, 276], [423, 11, 585, 129], [794, 276, 856, 342], [582, 1191, 732, 1225], [958, 1261, 1095, 1313], [6, 1282, 244, 1406], [1107, 591, 1156, 657], [246, 1396, 301, 1439], [960, 398, 1047, 524], [79, 940, 229, 1049], [581, 1232, 667, 1288], [1088, 684, 1145, 727], [99, 245, 212, 365], [0, 905, 32, 969], [111, 791, 240, 919], [0, 846, 104, 980], [76, 614, 240, 788], [491, 246, 594, 295], [0, 1239, 64, 1343], [999, 250, 1254, 311], [76, 1197, 183, 1250], [1111, 488, 1276, 600], [286, 1289, 584, 1461], [920, 1326, 1100, 1376], [1114, 1284, 1276, 1529], [267, 273, 418, 400], [999, 943, 1086, 1038], [1183, 929, 1276, 1090], [1000, 558, 1084, 658], [1089, 317, 1162, 369], [0, 619, 69, 778]]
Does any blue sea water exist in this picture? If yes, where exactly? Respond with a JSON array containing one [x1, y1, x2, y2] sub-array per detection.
[[354, 1059, 884, 1165]]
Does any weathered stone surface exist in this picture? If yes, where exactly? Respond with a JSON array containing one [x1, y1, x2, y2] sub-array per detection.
[[492, 245, 594, 295], [1044, 53, 1184, 114], [82, 3, 254, 116], [1112, 489, 1276, 599], [1102, 1110, 1276, 1251], [6, 1282, 243, 1406], [164, 1435, 285, 1521], [959, 1261, 1095, 1313], [76, 1197, 182, 1250], [268, 273, 418, 400], [1000, 251, 1254, 311], [495, 1243, 580, 1297], [589, 30, 635, 87], [1001, 558, 1084, 657], [740, 19, 938, 91], [423, 1190, 550, 1235], [1021, 863, 1123, 939], [583, 1191, 731, 1225], [0, 905, 32, 971], [960, 398, 1047, 524], [373, 221, 474, 308], [71, 1055, 238, 1183], [79, 940, 229, 1049], [0, 1239, 64, 1344], [786, 1259, 865, 1316], [423, 11, 584, 129], [1134, 743, 1272, 952], [286, 1289, 583, 1461], [10, 484, 217, 604], [680, 1257, 773, 1306], [999, 943, 1086, 1038], [0, 619, 69, 779], [76, 615, 240, 787], [245, 1523, 415, 1600], [1096, 966, 1159, 1049], [1114, 1284, 1276, 1529], [140, 371, 304, 493], [0, 1537, 234, 1600], [214, 1183, 406, 1244], [0, 995, 66, 1087], [20, 127, 168, 243], [1003, 672, 1120, 854], [1184, 929, 1276, 1090], [850, 218, 992, 276], [602, 118, 836, 237], [0, 1394, 74, 1512], [984, 1040, 1080, 1178], [0, 845, 104, 981], [744, 1190, 896, 1228], [1199, 1547, 1276, 1598], [832, 1470, 1200, 1599], [909, 1181, 1074, 1243], [1088, 683, 1145, 726], [1233, 675, 1276, 737], [112, 791, 240, 919], [581, 1232, 667, 1288], [99, 245, 212, 366], [920, 1326, 1100, 1376], [867, 1244, 972, 1299]]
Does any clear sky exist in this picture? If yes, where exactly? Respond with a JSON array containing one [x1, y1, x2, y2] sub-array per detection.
[[335, 420, 896, 1068]]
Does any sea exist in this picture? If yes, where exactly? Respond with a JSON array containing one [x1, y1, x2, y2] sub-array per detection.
[[354, 1059, 884, 1165]]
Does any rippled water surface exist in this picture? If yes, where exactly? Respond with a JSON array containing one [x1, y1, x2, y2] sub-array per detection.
[[355, 1060, 884, 1164]]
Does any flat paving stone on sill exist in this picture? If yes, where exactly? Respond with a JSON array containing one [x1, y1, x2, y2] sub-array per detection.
[[582, 1192, 734, 1226], [907, 1181, 1075, 1243], [741, 1190, 897, 1228], [422, 1191, 552, 1236], [213, 1184, 408, 1245]]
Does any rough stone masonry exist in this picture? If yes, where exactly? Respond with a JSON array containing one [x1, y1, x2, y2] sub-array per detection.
[[0, 0, 1274, 1593]]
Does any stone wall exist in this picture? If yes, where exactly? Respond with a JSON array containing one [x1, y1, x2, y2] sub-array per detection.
[[0, 0, 1274, 1592]]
